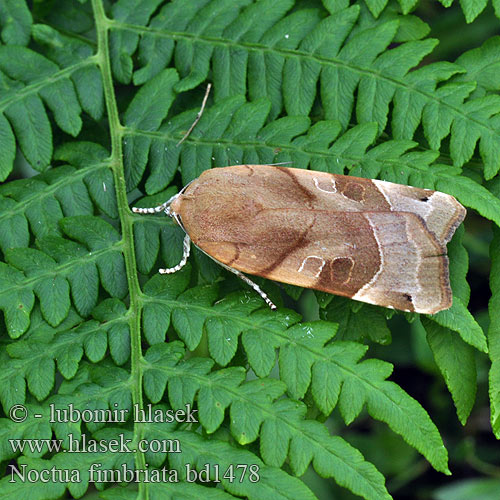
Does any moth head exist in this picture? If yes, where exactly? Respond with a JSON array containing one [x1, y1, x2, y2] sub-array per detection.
[[168, 180, 196, 231], [131, 180, 195, 233]]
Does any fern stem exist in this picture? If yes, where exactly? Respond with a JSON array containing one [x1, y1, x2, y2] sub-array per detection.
[[91, 0, 147, 495]]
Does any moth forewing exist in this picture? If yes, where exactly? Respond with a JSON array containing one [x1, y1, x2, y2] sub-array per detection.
[[136, 165, 466, 314]]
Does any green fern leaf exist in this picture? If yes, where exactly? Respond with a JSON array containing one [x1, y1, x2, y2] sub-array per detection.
[[0, 196, 29, 250], [424, 319, 477, 424], [0, 458, 66, 498], [460, 0, 489, 22], [54, 142, 118, 218], [110, 0, 165, 83], [430, 298, 487, 352], [37, 235, 99, 317], [60, 216, 128, 299], [32, 24, 104, 121], [5, 247, 71, 327], [289, 420, 391, 500], [279, 320, 449, 472], [489, 226, 500, 437], [0, 262, 34, 338], [454, 37, 500, 96], [167, 430, 318, 499], [0, 350, 25, 412], [0, 46, 82, 132], [242, 309, 301, 376], [0, 0, 32, 45], [145, 345, 392, 498], [92, 298, 131, 364], [124, 68, 179, 189], [3, 92, 53, 173], [322, 298, 392, 343], [0, 113, 16, 180]]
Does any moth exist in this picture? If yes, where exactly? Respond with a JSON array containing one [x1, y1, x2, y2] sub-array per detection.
[[133, 165, 466, 314]]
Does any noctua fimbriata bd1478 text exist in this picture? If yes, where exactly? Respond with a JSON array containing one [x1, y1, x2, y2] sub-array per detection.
[[133, 164, 466, 314]]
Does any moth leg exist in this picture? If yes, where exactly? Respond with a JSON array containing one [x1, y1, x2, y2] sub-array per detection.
[[222, 265, 277, 310], [159, 234, 191, 274]]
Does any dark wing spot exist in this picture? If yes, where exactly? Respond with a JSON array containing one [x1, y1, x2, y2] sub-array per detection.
[[420, 196, 429, 202], [342, 182, 365, 202], [331, 257, 354, 283]]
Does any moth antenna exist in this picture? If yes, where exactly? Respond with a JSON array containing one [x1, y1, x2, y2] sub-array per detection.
[[132, 191, 181, 216], [224, 266, 277, 310], [131, 201, 170, 214], [176, 83, 212, 147], [159, 234, 191, 274]]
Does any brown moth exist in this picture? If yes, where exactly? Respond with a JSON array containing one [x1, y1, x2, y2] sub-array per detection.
[[133, 165, 466, 314]]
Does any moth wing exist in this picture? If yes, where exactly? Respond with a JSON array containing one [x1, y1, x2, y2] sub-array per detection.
[[350, 212, 451, 314], [269, 166, 466, 246], [371, 179, 466, 246], [197, 209, 450, 314], [174, 165, 462, 314]]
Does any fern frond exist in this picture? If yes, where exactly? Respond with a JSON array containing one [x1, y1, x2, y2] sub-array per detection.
[[0, 0, 32, 46], [489, 227, 500, 437], [105, 0, 500, 177], [0, 42, 101, 178]]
